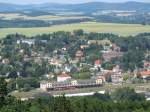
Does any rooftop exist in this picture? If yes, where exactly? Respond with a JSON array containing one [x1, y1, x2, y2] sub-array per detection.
[[58, 72, 71, 77], [140, 71, 150, 76]]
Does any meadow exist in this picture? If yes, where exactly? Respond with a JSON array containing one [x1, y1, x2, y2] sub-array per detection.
[[0, 22, 150, 37], [0, 13, 92, 21]]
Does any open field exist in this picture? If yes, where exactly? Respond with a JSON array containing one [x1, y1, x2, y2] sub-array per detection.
[[0, 13, 92, 21], [0, 22, 150, 37]]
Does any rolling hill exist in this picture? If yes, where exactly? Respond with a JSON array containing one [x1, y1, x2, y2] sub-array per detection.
[[0, 1, 150, 14]]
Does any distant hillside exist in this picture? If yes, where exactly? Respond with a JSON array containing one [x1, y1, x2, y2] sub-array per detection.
[[0, 1, 150, 13]]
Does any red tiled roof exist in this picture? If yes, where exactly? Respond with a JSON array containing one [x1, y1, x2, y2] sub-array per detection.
[[58, 72, 70, 77], [140, 71, 150, 76], [95, 60, 101, 65]]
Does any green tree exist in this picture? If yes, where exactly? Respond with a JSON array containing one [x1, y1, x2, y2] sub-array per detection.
[[0, 77, 7, 107], [111, 87, 145, 102], [52, 95, 73, 112]]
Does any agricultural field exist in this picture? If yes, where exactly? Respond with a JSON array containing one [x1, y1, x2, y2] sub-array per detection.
[[0, 22, 150, 37], [0, 13, 92, 21]]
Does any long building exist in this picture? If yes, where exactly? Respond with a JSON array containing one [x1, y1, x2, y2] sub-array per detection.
[[40, 76, 105, 91]]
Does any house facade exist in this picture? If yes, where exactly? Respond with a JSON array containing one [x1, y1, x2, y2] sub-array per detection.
[[40, 76, 105, 91], [57, 72, 71, 82]]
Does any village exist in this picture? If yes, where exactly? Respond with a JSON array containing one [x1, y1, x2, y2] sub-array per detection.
[[0, 31, 149, 94]]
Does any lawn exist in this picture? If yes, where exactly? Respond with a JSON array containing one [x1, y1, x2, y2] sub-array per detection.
[[0, 22, 150, 38]]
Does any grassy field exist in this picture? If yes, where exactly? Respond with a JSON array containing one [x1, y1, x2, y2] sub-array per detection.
[[0, 13, 92, 21], [0, 22, 150, 37]]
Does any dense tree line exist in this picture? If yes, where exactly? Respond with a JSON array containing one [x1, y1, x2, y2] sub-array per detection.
[[94, 13, 150, 25], [0, 19, 50, 28], [0, 18, 92, 28]]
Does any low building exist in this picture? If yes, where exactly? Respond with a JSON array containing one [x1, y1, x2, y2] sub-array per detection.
[[40, 76, 104, 91], [40, 81, 53, 91], [17, 39, 35, 46]]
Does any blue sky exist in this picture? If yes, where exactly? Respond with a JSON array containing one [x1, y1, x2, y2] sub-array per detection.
[[2, 0, 150, 4]]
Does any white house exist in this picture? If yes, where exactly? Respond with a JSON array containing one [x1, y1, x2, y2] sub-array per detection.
[[17, 39, 35, 46], [111, 65, 123, 84], [57, 72, 71, 82], [40, 81, 53, 91]]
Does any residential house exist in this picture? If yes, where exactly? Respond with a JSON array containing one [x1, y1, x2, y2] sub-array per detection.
[[80, 45, 89, 49], [94, 59, 101, 68], [2, 58, 10, 64], [88, 39, 112, 46], [57, 72, 71, 82], [75, 50, 84, 61], [144, 61, 150, 70], [102, 43, 123, 61], [63, 64, 72, 73], [49, 58, 62, 67], [111, 65, 123, 84], [140, 71, 150, 79], [112, 44, 121, 52], [102, 50, 123, 61], [17, 39, 35, 46]]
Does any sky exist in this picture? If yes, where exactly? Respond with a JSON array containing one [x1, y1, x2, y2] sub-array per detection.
[[1, 0, 150, 4]]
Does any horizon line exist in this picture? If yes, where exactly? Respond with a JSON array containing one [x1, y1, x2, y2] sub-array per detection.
[[0, 1, 149, 5]]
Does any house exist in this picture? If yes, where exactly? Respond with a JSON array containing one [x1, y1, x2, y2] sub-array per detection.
[[140, 71, 150, 79], [62, 47, 67, 51], [76, 50, 84, 58], [34, 57, 42, 65], [102, 51, 123, 61], [143, 61, 150, 70], [2, 58, 10, 64], [102, 43, 123, 61], [112, 44, 121, 52], [57, 72, 71, 82], [75, 50, 84, 61], [111, 65, 123, 84], [64, 64, 72, 72], [44, 73, 54, 79], [17, 39, 35, 46], [94, 60, 101, 68], [88, 39, 112, 46], [80, 45, 89, 49], [49, 58, 62, 67], [40, 81, 53, 91]]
